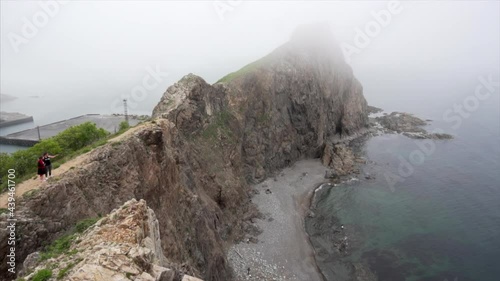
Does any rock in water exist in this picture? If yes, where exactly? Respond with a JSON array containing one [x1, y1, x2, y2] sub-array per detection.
[[375, 111, 454, 139]]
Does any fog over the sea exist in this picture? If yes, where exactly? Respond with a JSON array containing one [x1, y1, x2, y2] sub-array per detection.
[[1, 1, 498, 124]]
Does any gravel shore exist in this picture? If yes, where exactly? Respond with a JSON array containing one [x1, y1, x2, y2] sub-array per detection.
[[228, 159, 326, 281]]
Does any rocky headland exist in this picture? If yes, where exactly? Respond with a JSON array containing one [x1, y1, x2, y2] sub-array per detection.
[[0, 24, 453, 281]]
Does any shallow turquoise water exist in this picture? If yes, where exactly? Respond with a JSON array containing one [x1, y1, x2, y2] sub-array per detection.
[[307, 100, 500, 280]]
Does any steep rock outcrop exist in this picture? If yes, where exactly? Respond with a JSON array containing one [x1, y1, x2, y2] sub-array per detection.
[[19, 199, 203, 281], [154, 24, 368, 181], [1, 120, 251, 281], [321, 143, 356, 176]]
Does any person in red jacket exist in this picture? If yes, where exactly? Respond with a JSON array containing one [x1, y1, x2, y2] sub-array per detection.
[[37, 156, 46, 181]]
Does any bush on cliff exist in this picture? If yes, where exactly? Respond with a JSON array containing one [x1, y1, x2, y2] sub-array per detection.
[[40, 234, 75, 261], [75, 217, 100, 233], [118, 120, 130, 132], [40, 216, 99, 261], [52, 122, 108, 153], [0, 153, 14, 178], [31, 268, 52, 281]]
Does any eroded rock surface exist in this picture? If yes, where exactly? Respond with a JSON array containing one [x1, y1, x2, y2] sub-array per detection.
[[20, 199, 201, 281]]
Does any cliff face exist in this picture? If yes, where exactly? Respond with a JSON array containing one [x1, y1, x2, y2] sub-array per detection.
[[1, 25, 368, 281], [153, 25, 368, 181]]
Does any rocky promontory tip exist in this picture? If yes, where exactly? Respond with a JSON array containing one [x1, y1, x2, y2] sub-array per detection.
[[367, 105, 383, 114], [373, 111, 453, 139]]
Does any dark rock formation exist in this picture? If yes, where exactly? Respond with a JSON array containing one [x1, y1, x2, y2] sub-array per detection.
[[322, 143, 356, 176], [376, 112, 427, 133], [367, 105, 383, 114], [376, 112, 453, 139]]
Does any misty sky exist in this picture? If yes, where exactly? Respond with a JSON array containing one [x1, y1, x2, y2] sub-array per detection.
[[1, 1, 499, 123]]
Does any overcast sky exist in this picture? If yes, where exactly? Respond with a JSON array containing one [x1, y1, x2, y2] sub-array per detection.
[[1, 1, 499, 122]]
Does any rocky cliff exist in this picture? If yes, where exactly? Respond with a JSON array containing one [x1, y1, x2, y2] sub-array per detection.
[[1, 25, 368, 281], [153, 24, 368, 181], [1, 119, 250, 281], [20, 199, 202, 281]]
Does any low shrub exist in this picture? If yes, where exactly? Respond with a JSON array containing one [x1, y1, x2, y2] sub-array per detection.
[[32, 269, 52, 281]]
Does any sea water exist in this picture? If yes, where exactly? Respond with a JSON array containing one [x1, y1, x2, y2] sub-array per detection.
[[306, 71, 500, 281]]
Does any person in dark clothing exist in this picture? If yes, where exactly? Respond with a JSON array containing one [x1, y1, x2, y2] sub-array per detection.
[[37, 156, 46, 181], [43, 152, 57, 178]]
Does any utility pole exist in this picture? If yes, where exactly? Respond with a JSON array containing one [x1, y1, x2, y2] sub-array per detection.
[[123, 99, 129, 125], [37, 126, 41, 140]]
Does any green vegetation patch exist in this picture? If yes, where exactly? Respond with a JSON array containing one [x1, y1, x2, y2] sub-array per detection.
[[57, 262, 76, 280], [53, 122, 108, 152], [40, 234, 75, 261], [118, 121, 130, 132], [201, 110, 235, 142], [22, 189, 40, 199], [216, 54, 271, 83], [32, 268, 52, 281], [39, 216, 99, 261], [75, 217, 99, 233]]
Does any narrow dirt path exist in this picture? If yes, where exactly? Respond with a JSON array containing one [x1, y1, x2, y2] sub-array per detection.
[[0, 123, 149, 208]]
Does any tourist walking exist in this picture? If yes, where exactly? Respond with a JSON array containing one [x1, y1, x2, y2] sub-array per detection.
[[37, 156, 46, 181], [43, 152, 57, 178]]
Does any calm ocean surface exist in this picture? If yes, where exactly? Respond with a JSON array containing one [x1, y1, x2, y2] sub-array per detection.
[[307, 70, 500, 281]]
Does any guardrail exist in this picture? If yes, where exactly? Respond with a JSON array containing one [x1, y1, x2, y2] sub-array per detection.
[[0, 137, 39, 147]]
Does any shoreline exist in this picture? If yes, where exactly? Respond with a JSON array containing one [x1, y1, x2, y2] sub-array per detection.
[[303, 135, 384, 281], [226, 130, 375, 281], [299, 182, 328, 281], [227, 159, 328, 281]]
